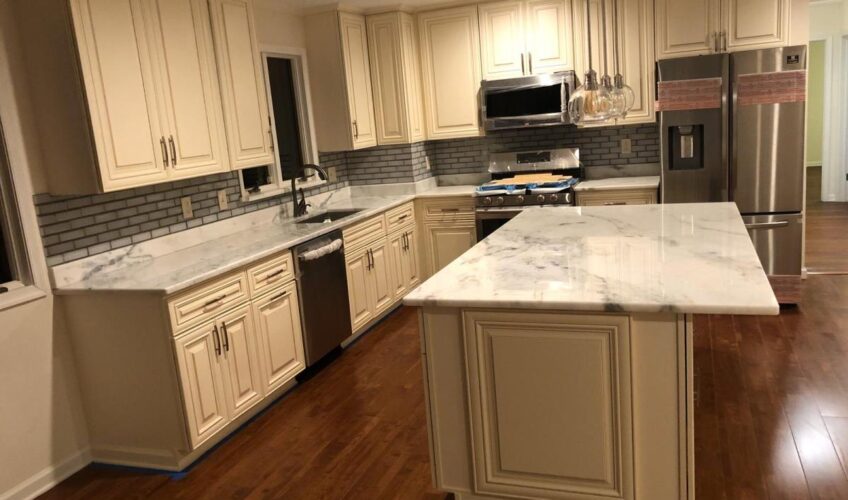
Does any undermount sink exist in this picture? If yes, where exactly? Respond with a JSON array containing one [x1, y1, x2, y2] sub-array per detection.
[[296, 209, 362, 224]]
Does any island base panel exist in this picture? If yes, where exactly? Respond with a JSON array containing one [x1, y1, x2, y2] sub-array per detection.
[[420, 307, 694, 500]]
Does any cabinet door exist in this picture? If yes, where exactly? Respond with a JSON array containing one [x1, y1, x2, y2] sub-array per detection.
[[367, 13, 409, 145], [655, 0, 719, 59], [403, 228, 422, 289], [613, 0, 655, 125], [219, 305, 264, 420], [346, 249, 373, 332], [526, 0, 575, 74], [253, 282, 305, 393], [479, 1, 526, 80], [208, 0, 275, 169], [388, 231, 408, 299], [174, 322, 229, 448], [69, 0, 169, 191], [572, 0, 616, 78], [722, 0, 789, 51], [400, 14, 427, 142], [339, 13, 378, 149], [425, 222, 477, 276], [418, 6, 482, 140], [149, 0, 228, 179], [368, 239, 395, 315]]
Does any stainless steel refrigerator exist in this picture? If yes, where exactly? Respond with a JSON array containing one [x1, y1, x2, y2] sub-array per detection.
[[658, 46, 807, 303]]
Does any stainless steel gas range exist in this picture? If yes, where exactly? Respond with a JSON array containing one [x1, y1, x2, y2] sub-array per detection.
[[474, 148, 582, 240]]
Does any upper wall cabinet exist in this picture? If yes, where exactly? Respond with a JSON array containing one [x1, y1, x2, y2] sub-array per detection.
[[366, 12, 427, 146], [418, 6, 483, 140], [208, 0, 276, 169], [478, 0, 575, 80], [655, 0, 791, 59], [305, 11, 378, 152]]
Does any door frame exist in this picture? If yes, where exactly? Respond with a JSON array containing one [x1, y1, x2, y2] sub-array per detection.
[[810, 34, 847, 202]]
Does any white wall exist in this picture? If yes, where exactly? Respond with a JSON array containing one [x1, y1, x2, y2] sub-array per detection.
[[253, 0, 307, 48], [0, 2, 90, 499], [810, 0, 848, 202]]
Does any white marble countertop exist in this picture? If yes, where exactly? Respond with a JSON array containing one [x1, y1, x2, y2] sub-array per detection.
[[404, 202, 778, 316], [573, 175, 660, 192], [53, 186, 475, 295]]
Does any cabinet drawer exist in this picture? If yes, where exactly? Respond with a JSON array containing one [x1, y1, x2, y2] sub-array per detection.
[[385, 202, 415, 232], [343, 214, 387, 251], [419, 197, 475, 222], [247, 251, 295, 297], [576, 189, 657, 207], [168, 271, 249, 334]]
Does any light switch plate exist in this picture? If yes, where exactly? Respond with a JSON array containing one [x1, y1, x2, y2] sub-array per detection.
[[327, 166, 337, 183], [180, 196, 193, 219], [620, 138, 632, 154], [217, 190, 229, 211], [425, 157, 431, 170]]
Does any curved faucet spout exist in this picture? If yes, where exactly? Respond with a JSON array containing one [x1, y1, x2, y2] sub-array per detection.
[[291, 163, 328, 218]]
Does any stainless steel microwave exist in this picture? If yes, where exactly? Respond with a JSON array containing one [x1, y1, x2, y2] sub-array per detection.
[[481, 71, 576, 131]]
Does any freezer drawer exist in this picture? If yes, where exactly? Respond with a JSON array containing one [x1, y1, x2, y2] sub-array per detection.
[[743, 213, 802, 276]]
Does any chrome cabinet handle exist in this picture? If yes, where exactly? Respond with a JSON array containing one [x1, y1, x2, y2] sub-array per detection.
[[212, 324, 221, 356], [745, 221, 789, 230], [221, 322, 229, 352], [168, 136, 177, 166], [160, 137, 169, 167], [352, 120, 359, 139]]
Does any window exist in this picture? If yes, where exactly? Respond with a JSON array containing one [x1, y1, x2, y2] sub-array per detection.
[[239, 51, 321, 199], [0, 118, 31, 292]]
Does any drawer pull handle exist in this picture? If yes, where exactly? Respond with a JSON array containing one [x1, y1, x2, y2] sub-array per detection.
[[202, 295, 227, 312], [397, 214, 409, 221], [440, 208, 460, 212], [603, 201, 627, 206], [264, 269, 285, 282], [269, 290, 290, 302]]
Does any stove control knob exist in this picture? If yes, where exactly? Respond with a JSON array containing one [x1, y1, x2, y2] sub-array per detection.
[[516, 195, 525, 204], [536, 194, 546, 204], [565, 192, 572, 204], [481, 197, 492, 206], [494, 196, 505, 206], [549, 194, 560, 203]]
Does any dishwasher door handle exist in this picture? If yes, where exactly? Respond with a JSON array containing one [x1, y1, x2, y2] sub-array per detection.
[[298, 239, 343, 261]]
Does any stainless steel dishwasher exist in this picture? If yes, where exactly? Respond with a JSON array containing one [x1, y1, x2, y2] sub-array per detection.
[[293, 230, 352, 366]]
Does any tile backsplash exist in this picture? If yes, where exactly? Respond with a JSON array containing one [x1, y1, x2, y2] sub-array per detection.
[[36, 123, 658, 266]]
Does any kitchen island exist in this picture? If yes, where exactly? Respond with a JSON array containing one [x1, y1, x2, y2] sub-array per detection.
[[404, 202, 777, 500]]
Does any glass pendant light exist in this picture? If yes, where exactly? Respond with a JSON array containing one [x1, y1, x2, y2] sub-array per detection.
[[567, 0, 614, 124], [609, 0, 635, 118]]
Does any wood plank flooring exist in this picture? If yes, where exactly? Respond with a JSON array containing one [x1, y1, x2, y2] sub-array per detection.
[[805, 166, 848, 274], [41, 275, 848, 499]]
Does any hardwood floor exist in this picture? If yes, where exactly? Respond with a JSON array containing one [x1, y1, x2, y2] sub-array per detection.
[[805, 166, 848, 274], [42, 276, 848, 499]]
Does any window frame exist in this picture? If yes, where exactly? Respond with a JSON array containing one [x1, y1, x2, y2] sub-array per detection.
[[238, 46, 324, 202]]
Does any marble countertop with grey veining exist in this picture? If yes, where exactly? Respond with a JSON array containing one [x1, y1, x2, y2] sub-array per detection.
[[573, 175, 660, 192], [52, 186, 475, 295], [404, 202, 778, 316]]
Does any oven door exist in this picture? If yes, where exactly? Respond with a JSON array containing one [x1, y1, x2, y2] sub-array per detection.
[[476, 208, 523, 241]]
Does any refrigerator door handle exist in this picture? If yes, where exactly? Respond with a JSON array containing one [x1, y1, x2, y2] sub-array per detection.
[[744, 221, 789, 230]]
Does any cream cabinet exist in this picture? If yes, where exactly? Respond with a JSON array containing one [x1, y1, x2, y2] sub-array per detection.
[[478, 0, 575, 80], [253, 281, 306, 393], [306, 11, 378, 151], [573, 0, 655, 125], [345, 239, 394, 333], [655, 0, 791, 59], [218, 304, 264, 421], [366, 12, 427, 145], [418, 6, 483, 140], [576, 188, 659, 206], [417, 197, 477, 278], [388, 227, 421, 298], [208, 0, 275, 169]]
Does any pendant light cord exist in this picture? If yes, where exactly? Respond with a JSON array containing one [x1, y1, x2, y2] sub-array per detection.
[[601, 0, 609, 76], [585, 0, 593, 72], [612, 0, 621, 75]]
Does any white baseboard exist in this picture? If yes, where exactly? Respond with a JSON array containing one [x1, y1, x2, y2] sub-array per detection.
[[0, 448, 91, 500]]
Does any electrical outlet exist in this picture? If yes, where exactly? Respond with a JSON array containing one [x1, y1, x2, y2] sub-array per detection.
[[327, 166, 338, 183], [620, 138, 632, 154], [180, 196, 193, 219], [217, 190, 229, 211]]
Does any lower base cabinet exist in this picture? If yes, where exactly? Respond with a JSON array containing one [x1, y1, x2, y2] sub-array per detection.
[[253, 281, 306, 393], [345, 237, 395, 333], [388, 226, 421, 298], [422, 222, 477, 276]]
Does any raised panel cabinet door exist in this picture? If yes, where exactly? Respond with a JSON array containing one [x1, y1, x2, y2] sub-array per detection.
[[612, 0, 655, 125], [173, 322, 229, 448], [208, 0, 275, 169], [219, 304, 264, 420], [69, 0, 169, 191], [426, 223, 477, 275], [463, 310, 634, 499], [418, 6, 483, 140], [572, 0, 616, 78], [479, 1, 526, 80], [402, 228, 421, 289], [368, 239, 395, 315], [346, 249, 373, 332], [655, 0, 719, 59], [148, 0, 228, 179], [367, 13, 408, 145], [339, 12, 378, 149], [253, 282, 305, 393], [722, 0, 789, 51], [400, 14, 427, 142], [526, 0, 575, 74], [387, 231, 408, 299]]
